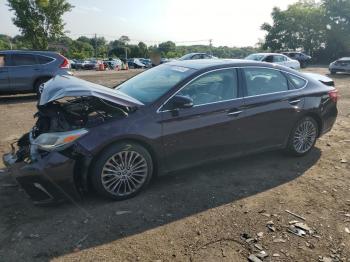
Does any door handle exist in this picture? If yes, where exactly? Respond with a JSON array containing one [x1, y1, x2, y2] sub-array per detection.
[[227, 110, 243, 117], [289, 99, 301, 105]]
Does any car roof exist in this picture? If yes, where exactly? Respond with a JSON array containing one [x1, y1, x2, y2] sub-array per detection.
[[166, 58, 293, 71], [252, 53, 286, 56], [339, 57, 350, 61], [0, 50, 59, 56]]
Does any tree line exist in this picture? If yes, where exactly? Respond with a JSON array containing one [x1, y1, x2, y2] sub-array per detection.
[[0, 34, 259, 60], [3, 0, 349, 62], [261, 0, 350, 62]]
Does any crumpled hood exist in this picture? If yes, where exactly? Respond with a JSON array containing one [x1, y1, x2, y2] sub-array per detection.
[[39, 75, 144, 107]]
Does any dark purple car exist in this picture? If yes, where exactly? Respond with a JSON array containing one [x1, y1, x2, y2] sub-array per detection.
[[2, 59, 338, 205]]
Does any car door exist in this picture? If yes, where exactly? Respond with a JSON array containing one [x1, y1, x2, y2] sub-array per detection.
[[0, 54, 10, 92], [272, 55, 285, 66], [8, 53, 39, 91], [159, 68, 245, 171], [239, 67, 305, 153]]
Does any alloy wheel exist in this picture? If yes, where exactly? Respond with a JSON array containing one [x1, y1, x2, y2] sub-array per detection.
[[293, 120, 317, 154], [101, 150, 148, 196]]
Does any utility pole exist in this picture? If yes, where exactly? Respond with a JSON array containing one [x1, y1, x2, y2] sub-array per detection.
[[209, 39, 213, 55], [94, 33, 97, 58]]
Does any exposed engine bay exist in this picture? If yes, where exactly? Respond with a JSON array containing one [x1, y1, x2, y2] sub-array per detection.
[[12, 97, 130, 163], [32, 96, 129, 138]]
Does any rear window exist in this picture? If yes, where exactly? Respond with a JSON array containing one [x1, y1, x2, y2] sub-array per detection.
[[288, 74, 307, 89], [37, 55, 54, 64], [12, 54, 37, 66]]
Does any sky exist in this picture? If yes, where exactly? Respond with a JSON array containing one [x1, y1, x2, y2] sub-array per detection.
[[0, 0, 297, 47]]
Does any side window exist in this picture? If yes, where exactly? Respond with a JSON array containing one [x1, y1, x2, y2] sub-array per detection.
[[273, 55, 285, 62], [178, 69, 238, 106], [288, 74, 307, 89], [12, 54, 37, 66], [191, 54, 202, 60], [243, 68, 289, 96], [37, 55, 54, 64], [264, 56, 273, 63]]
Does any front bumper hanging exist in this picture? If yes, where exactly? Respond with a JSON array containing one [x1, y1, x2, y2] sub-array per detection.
[[2, 143, 82, 206]]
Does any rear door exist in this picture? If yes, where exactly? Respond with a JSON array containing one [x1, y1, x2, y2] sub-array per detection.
[[8, 53, 39, 91], [239, 67, 305, 153], [160, 68, 245, 171], [0, 53, 10, 92]]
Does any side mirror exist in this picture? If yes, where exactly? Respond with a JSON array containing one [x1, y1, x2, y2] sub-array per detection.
[[164, 95, 194, 111]]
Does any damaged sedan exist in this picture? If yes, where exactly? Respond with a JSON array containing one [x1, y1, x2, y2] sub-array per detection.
[[3, 59, 338, 205]]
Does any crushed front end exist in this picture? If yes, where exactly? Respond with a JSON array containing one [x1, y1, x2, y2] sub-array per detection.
[[3, 133, 83, 205], [2, 76, 140, 205]]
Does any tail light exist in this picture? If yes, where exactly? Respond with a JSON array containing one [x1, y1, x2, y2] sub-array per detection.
[[328, 89, 339, 103], [59, 54, 70, 68]]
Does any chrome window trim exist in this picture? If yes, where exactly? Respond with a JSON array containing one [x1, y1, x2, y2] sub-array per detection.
[[156, 66, 308, 113]]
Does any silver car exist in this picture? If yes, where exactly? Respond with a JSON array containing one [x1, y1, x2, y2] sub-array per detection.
[[329, 57, 350, 74]]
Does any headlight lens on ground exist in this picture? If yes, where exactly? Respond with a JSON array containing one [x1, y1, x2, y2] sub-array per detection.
[[33, 129, 88, 151]]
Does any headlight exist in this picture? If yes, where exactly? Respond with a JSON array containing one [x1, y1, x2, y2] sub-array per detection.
[[32, 129, 88, 151]]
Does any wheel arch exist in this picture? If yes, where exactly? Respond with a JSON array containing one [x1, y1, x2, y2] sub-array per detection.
[[78, 137, 159, 192], [302, 112, 323, 137]]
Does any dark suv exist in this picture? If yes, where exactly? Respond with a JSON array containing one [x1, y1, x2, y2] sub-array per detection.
[[282, 52, 312, 68], [0, 50, 71, 96]]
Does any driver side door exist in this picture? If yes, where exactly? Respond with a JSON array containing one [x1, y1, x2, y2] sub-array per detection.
[[159, 68, 245, 172]]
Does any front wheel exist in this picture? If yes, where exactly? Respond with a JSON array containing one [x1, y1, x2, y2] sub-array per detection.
[[286, 117, 318, 156], [91, 142, 153, 200]]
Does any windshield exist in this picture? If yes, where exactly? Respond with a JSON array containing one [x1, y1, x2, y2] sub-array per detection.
[[115, 64, 195, 104], [245, 54, 265, 61]]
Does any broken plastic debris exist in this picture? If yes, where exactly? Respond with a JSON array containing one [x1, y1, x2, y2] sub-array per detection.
[[285, 210, 306, 221], [288, 225, 306, 237], [248, 254, 263, 262]]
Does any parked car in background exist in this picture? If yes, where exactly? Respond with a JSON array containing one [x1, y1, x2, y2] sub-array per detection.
[[282, 52, 311, 68], [139, 58, 152, 68], [3, 59, 338, 205], [179, 53, 217, 60], [127, 58, 146, 69], [82, 60, 99, 70], [0, 50, 71, 96], [245, 53, 300, 70], [103, 59, 123, 70], [329, 57, 350, 75]]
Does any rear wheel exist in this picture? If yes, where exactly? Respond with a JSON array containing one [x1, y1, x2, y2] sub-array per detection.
[[286, 117, 318, 156], [91, 142, 153, 200]]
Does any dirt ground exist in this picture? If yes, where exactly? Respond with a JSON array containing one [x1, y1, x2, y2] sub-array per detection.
[[0, 67, 349, 262]]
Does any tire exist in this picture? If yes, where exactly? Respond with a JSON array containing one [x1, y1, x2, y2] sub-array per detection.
[[330, 70, 337, 75], [90, 142, 153, 200], [34, 78, 51, 98], [286, 117, 319, 156]]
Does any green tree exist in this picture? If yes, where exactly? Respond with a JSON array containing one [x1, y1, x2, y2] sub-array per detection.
[[158, 41, 176, 56], [323, 0, 350, 59], [138, 42, 148, 57], [261, 1, 326, 55], [7, 0, 73, 49]]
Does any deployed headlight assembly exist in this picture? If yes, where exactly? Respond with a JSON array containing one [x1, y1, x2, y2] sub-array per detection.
[[32, 129, 88, 151]]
